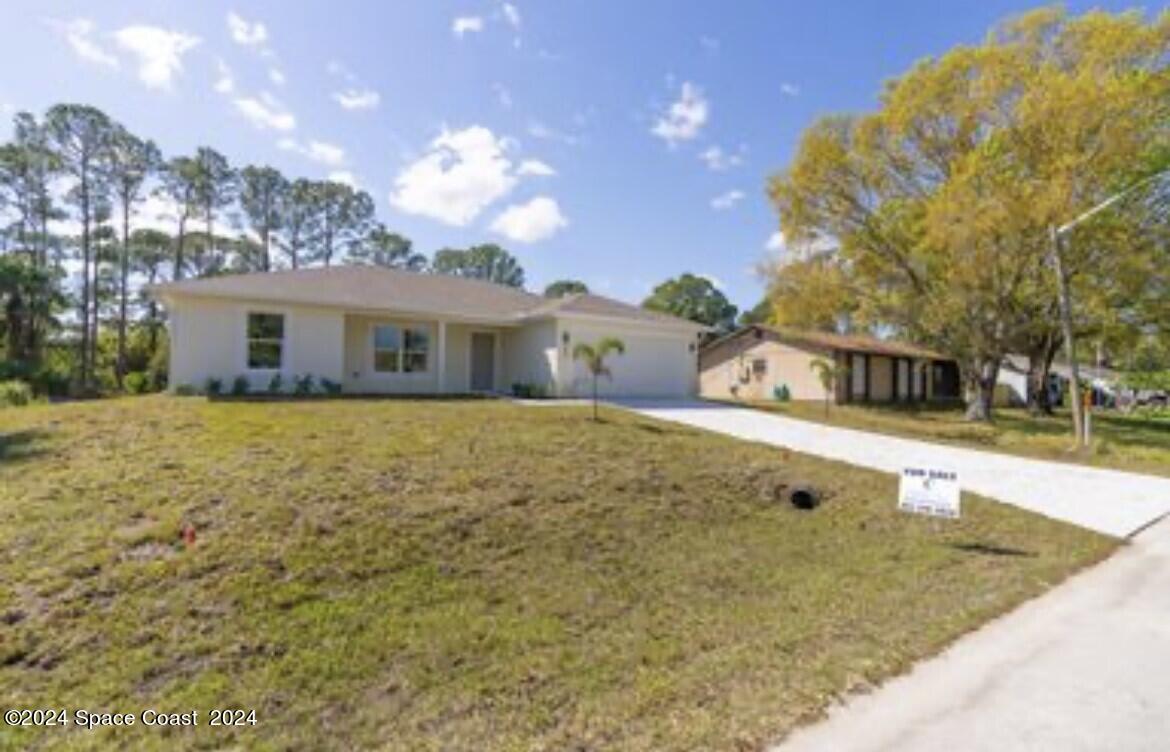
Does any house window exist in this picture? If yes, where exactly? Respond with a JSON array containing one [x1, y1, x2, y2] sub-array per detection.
[[752, 358, 767, 375], [403, 328, 429, 372], [373, 325, 402, 372], [373, 324, 429, 373], [247, 312, 284, 369]]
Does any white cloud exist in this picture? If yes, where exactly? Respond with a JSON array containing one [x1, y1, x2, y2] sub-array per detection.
[[517, 159, 555, 177], [651, 81, 708, 146], [527, 120, 578, 146], [52, 18, 119, 69], [390, 125, 517, 226], [699, 145, 746, 171], [766, 230, 837, 261], [279, 138, 347, 167], [781, 82, 800, 97], [502, 3, 522, 28], [452, 16, 484, 38], [701, 273, 726, 290], [54, 192, 179, 238], [711, 189, 745, 210], [136, 194, 184, 233], [501, 2, 522, 46], [213, 59, 234, 94], [234, 93, 296, 131], [492, 82, 513, 109], [113, 26, 200, 90], [333, 88, 380, 111], [227, 11, 268, 47], [268, 67, 286, 86], [699, 36, 720, 53], [328, 170, 358, 188], [490, 196, 567, 243]]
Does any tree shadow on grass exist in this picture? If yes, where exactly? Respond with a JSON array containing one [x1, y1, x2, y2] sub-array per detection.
[[0, 430, 49, 465], [950, 541, 1037, 558]]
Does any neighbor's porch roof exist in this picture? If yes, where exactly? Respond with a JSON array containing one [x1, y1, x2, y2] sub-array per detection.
[[704, 325, 950, 362]]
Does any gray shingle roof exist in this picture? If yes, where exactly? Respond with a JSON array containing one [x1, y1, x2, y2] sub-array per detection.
[[525, 293, 700, 327], [149, 266, 701, 328]]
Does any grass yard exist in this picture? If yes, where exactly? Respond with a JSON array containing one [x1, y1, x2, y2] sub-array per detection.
[[0, 397, 1114, 751], [746, 400, 1170, 478]]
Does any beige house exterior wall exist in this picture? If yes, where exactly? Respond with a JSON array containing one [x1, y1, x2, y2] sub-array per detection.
[[698, 336, 831, 401], [557, 319, 698, 398], [700, 331, 945, 405], [165, 293, 702, 397], [168, 296, 346, 392], [500, 320, 558, 392], [869, 355, 894, 402]]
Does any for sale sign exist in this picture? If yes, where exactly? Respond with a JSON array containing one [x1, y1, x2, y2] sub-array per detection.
[[898, 467, 961, 519]]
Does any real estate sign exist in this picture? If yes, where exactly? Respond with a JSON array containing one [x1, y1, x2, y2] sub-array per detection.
[[898, 467, 960, 519]]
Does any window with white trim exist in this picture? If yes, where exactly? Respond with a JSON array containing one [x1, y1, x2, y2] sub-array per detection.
[[373, 324, 429, 373], [247, 312, 284, 369], [373, 325, 401, 373], [403, 328, 429, 372]]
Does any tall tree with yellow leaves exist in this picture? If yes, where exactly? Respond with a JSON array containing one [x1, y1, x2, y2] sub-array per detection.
[[767, 7, 1170, 420]]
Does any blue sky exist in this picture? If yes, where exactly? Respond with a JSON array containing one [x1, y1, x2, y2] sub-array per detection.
[[0, 0, 1145, 310]]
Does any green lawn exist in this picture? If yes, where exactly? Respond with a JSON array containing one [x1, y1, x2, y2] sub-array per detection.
[[739, 400, 1170, 478], [0, 397, 1114, 751]]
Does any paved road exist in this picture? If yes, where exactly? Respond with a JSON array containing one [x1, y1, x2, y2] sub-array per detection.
[[614, 400, 1170, 538], [771, 516, 1170, 752]]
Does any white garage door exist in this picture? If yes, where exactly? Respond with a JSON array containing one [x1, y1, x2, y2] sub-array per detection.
[[567, 329, 696, 397]]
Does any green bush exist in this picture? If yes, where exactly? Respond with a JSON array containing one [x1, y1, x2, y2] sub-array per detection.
[[294, 373, 315, 396], [0, 359, 69, 397], [205, 377, 223, 396], [173, 383, 198, 397], [511, 382, 549, 399], [148, 340, 169, 390], [124, 371, 150, 394], [320, 378, 342, 396], [773, 384, 791, 402], [267, 373, 284, 394], [231, 375, 250, 396], [0, 380, 34, 407]]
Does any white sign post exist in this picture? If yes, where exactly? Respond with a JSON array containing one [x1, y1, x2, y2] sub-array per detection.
[[898, 467, 961, 519]]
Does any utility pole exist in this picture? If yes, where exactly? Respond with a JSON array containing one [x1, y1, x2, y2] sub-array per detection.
[[1049, 224, 1084, 448], [1050, 167, 1170, 449]]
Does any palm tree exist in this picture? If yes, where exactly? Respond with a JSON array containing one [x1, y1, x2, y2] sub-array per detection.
[[809, 357, 845, 417], [572, 337, 625, 421]]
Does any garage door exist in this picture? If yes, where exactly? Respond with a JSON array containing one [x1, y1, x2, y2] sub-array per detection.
[[567, 331, 696, 397]]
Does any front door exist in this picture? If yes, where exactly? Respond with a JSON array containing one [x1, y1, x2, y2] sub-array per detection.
[[470, 333, 495, 392]]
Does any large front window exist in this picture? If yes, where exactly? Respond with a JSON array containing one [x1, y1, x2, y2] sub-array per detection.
[[373, 325, 401, 372], [373, 324, 429, 373], [247, 312, 284, 369]]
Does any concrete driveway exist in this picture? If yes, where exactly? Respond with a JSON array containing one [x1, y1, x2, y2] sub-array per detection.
[[613, 400, 1170, 538], [771, 515, 1170, 752], [609, 400, 1170, 749]]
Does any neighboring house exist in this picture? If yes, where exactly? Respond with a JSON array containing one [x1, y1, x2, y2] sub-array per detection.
[[997, 354, 1119, 408], [699, 325, 961, 404], [996, 354, 1033, 407], [149, 266, 706, 398]]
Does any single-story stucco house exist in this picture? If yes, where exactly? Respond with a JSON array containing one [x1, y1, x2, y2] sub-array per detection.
[[699, 325, 961, 404], [149, 266, 707, 398]]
